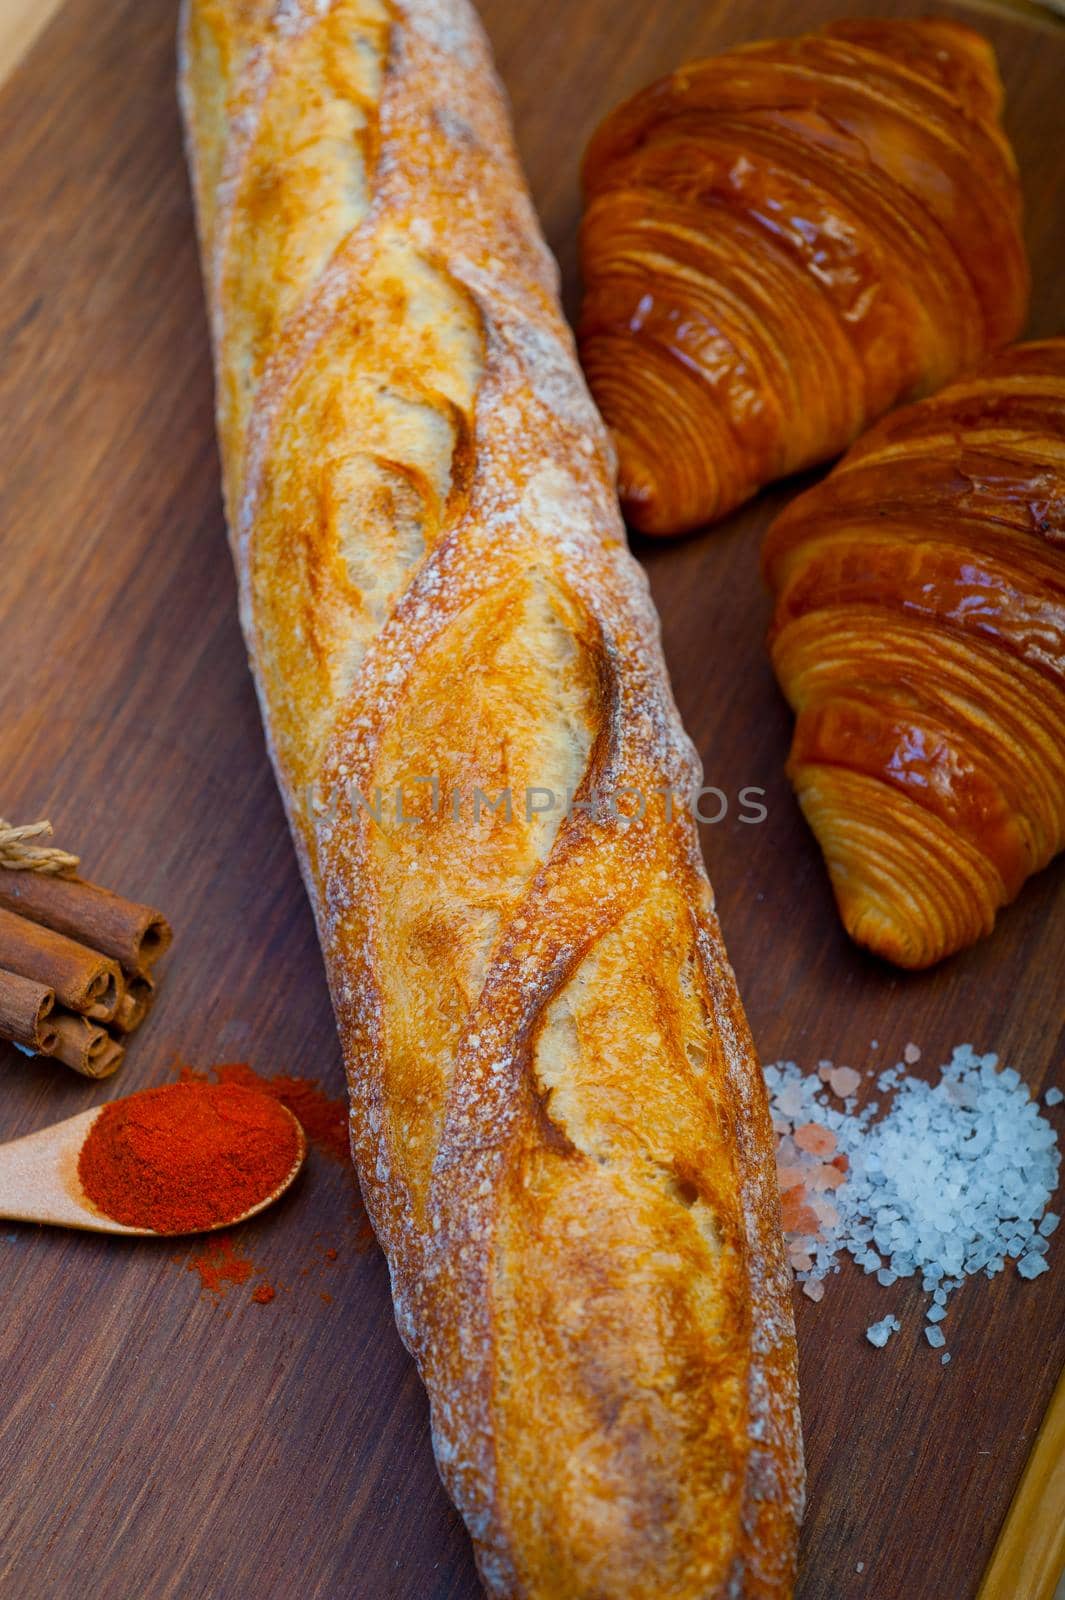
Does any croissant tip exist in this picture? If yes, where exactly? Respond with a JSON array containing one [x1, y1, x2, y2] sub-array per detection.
[[619, 478, 717, 538], [791, 765, 1006, 973], [839, 901, 946, 971]]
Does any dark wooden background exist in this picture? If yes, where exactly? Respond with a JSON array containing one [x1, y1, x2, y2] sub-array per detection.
[[0, 1, 1062, 1596]]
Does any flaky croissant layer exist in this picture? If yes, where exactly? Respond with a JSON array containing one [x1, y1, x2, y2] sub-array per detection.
[[765, 340, 1065, 969], [579, 18, 1029, 535]]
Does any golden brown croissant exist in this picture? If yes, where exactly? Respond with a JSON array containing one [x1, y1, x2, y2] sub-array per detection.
[[764, 339, 1065, 969], [179, 0, 802, 1593], [578, 18, 1029, 535]]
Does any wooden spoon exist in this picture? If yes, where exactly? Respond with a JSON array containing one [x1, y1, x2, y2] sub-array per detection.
[[0, 1101, 307, 1235]]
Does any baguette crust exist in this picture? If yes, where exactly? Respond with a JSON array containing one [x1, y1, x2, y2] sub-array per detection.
[[179, 3, 802, 1593]]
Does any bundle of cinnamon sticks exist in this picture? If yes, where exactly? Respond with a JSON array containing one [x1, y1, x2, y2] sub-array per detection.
[[0, 869, 171, 1079]]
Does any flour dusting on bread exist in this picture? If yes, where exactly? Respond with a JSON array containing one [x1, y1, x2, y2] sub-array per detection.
[[180, 1, 803, 1592]]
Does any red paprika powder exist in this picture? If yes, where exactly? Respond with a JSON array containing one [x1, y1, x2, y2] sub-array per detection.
[[180, 1061, 349, 1163], [186, 1233, 256, 1294], [78, 1082, 303, 1234]]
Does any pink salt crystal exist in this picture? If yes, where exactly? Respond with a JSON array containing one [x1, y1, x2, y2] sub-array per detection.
[[776, 1165, 807, 1191], [829, 1066, 861, 1099], [780, 1192, 821, 1234], [803, 1278, 825, 1303], [812, 1199, 840, 1230], [818, 1063, 834, 1083], [794, 1122, 837, 1157], [777, 1079, 805, 1107], [904, 1042, 921, 1065], [790, 1252, 813, 1273], [808, 1163, 846, 1192]]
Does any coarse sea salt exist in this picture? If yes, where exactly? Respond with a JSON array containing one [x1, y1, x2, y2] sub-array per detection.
[[866, 1314, 900, 1348], [766, 1045, 1061, 1359]]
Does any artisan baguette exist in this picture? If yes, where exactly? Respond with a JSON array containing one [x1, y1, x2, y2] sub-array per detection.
[[179, 2, 802, 1594]]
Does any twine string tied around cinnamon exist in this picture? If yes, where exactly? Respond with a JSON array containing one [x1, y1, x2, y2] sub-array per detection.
[[0, 819, 80, 876]]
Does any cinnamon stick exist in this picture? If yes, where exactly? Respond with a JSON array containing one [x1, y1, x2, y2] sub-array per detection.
[[0, 907, 121, 1021], [110, 972, 155, 1036], [0, 872, 171, 976], [0, 968, 59, 1054], [90, 1037, 126, 1080], [51, 1013, 125, 1079]]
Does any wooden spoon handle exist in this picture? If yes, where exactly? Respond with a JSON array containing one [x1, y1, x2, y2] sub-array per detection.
[[0, 1109, 146, 1233]]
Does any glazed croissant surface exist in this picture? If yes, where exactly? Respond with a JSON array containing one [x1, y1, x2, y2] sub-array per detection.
[[579, 18, 1029, 535], [764, 339, 1065, 970]]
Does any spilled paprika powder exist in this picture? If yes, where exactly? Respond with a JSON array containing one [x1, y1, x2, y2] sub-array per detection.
[[77, 1082, 303, 1234], [186, 1232, 257, 1294], [179, 1061, 349, 1163]]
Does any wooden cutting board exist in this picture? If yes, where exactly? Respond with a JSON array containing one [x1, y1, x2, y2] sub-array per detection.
[[0, 1, 1062, 1596]]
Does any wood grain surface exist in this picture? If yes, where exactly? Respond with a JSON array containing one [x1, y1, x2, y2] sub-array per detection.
[[0, 2, 1061, 1597]]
